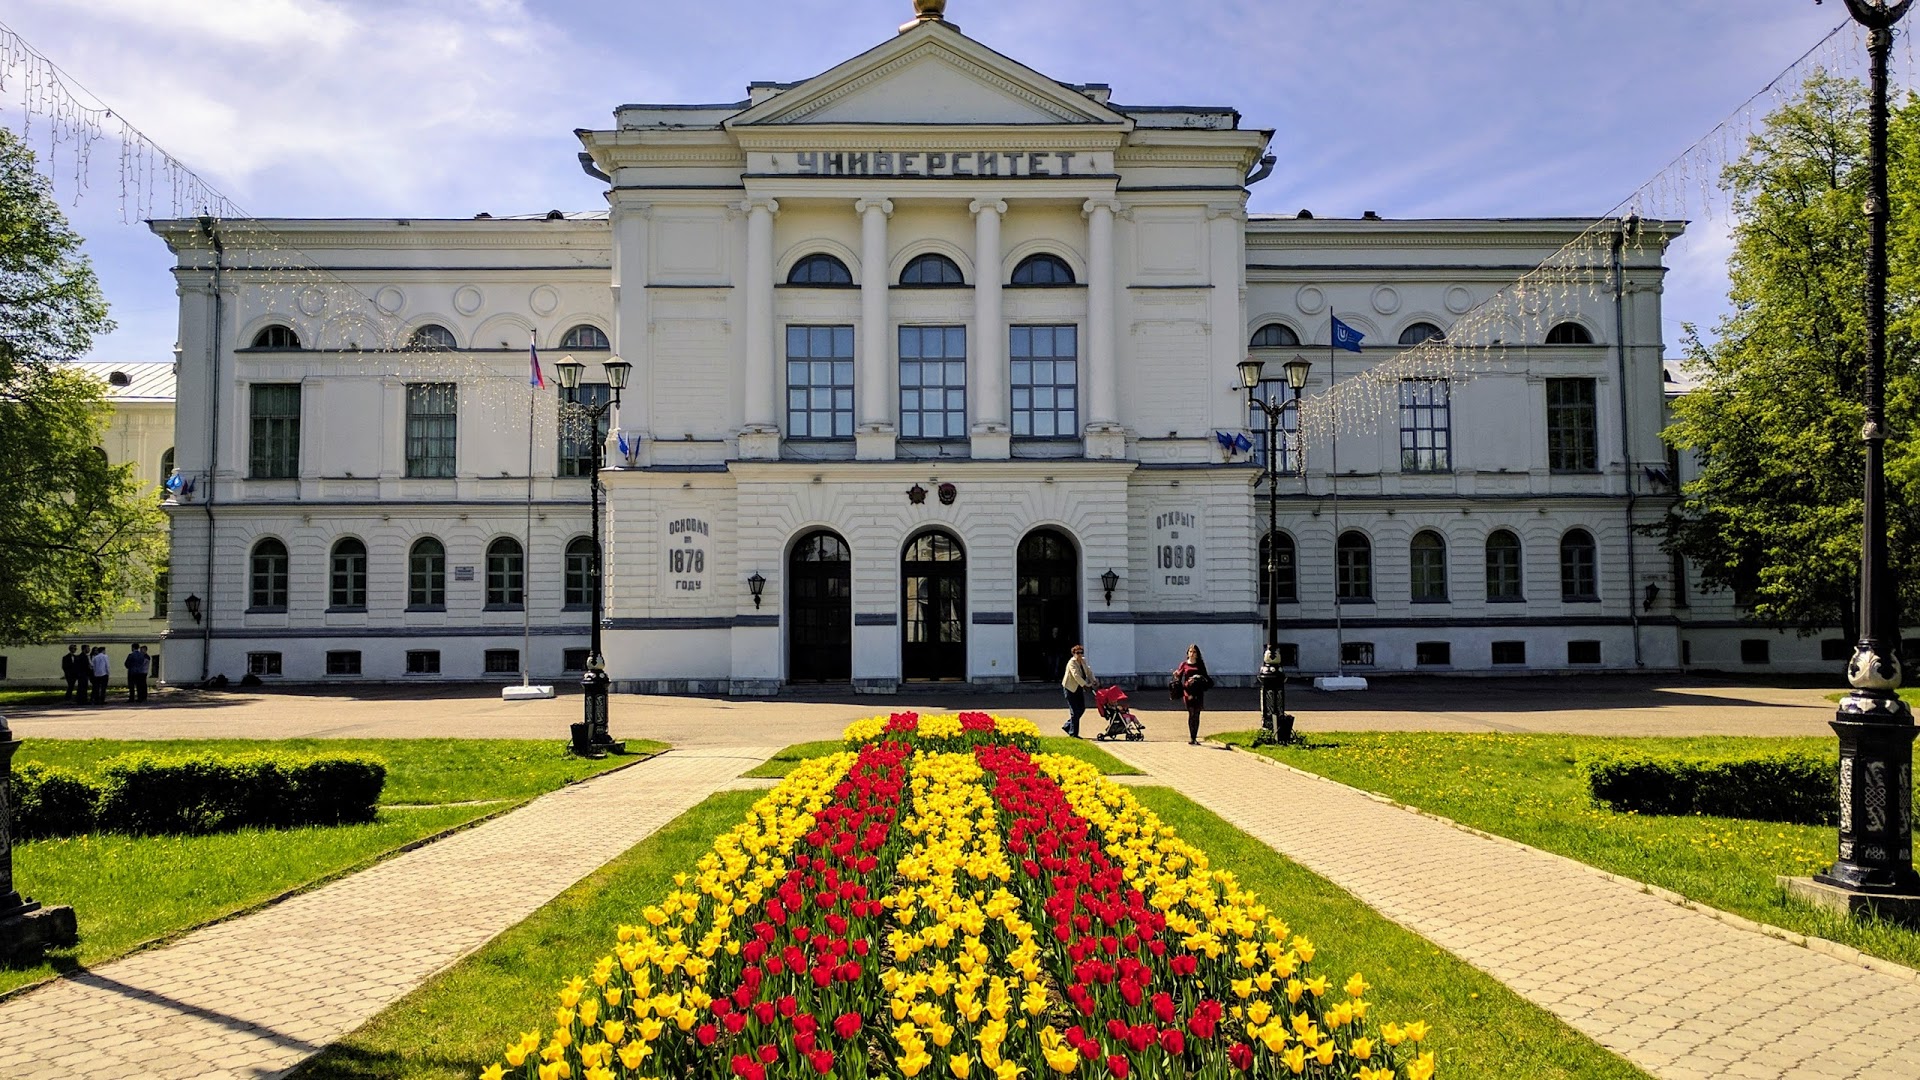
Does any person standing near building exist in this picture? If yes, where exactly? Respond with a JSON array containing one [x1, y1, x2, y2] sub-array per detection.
[[88, 646, 110, 705], [1060, 645, 1094, 738], [61, 645, 83, 701], [1172, 644, 1213, 746], [125, 644, 150, 704]]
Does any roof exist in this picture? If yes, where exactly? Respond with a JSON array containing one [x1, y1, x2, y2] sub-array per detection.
[[67, 361, 175, 402]]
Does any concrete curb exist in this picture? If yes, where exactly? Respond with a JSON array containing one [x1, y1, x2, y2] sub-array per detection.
[[1217, 739, 1920, 987]]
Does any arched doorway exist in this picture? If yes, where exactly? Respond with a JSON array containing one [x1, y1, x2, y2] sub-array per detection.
[[902, 530, 966, 681], [1017, 527, 1078, 682], [788, 530, 852, 682]]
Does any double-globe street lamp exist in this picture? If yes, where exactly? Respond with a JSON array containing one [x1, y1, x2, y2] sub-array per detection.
[[1237, 355, 1312, 746], [554, 355, 631, 759]]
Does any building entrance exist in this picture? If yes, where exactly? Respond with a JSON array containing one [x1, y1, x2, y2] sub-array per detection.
[[788, 530, 851, 682], [902, 530, 966, 680], [1017, 527, 1078, 682]]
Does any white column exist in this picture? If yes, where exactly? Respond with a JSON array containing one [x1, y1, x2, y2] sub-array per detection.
[[855, 197, 895, 461], [740, 196, 780, 459], [1084, 198, 1123, 457], [970, 197, 1010, 459], [610, 196, 650, 465], [1207, 203, 1246, 430]]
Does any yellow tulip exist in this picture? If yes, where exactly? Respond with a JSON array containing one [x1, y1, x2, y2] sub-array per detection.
[[1314, 1040, 1337, 1066], [1345, 972, 1371, 998], [1350, 1036, 1373, 1060], [951, 1056, 973, 1079], [1281, 1045, 1306, 1075], [1404, 1020, 1431, 1043], [617, 1043, 650, 1070], [479, 1066, 505, 1080], [1408, 1051, 1437, 1080]]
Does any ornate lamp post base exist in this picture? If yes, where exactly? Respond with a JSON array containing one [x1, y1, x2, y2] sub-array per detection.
[[569, 664, 626, 759], [1784, 684, 1920, 926], [0, 716, 77, 965], [1252, 650, 1294, 747]]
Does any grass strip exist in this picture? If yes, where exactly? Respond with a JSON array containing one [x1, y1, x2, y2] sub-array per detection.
[[741, 735, 1141, 777], [292, 789, 762, 1080], [1132, 786, 1651, 1080], [1218, 730, 1920, 971]]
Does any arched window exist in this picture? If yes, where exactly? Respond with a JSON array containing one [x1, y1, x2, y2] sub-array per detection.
[[787, 253, 854, 286], [249, 538, 289, 611], [1410, 530, 1448, 602], [564, 536, 595, 609], [1398, 322, 1446, 346], [1258, 530, 1297, 604], [1560, 529, 1598, 601], [560, 324, 610, 350], [251, 324, 301, 350], [1545, 321, 1594, 345], [1249, 323, 1301, 348], [329, 537, 368, 610], [408, 538, 446, 609], [486, 537, 524, 608], [1336, 531, 1372, 601], [408, 324, 457, 351], [1010, 253, 1074, 285], [159, 447, 174, 481], [1485, 530, 1523, 601], [900, 253, 965, 286]]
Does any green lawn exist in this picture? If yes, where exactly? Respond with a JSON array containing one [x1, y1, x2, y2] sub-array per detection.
[[5, 739, 664, 997], [1218, 730, 1920, 970], [1825, 686, 1920, 705], [741, 736, 1142, 778], [292, 789, 761, 1080], [0, 687, 129, 707], [294, 785, 1643, 1080]]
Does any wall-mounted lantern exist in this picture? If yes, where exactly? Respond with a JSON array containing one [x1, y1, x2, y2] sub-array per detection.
[[748, 571, 767, 610], [1100, 569, 1120, 607]]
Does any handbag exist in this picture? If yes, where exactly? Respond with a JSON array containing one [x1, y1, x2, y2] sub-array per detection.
[[1168, 675, 1183, 701]]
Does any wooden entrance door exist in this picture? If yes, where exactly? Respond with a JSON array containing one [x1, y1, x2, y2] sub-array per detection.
[[788, 531, 851, 682], [902, 530, 966, 680], [1017, 528, 1078, 682]]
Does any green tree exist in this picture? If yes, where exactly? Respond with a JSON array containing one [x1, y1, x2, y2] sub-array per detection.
[[1662, 72, 1920, 632], [0, 127, 166, 645]]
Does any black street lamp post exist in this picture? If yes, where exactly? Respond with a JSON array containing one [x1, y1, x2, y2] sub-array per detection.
[[555, 355, 632, 760], [1796, 0, 1920, 918], [1238, 355, 1312, 746]]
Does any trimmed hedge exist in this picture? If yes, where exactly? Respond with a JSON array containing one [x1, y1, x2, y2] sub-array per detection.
[[1585, 752, 1836, 825], [11, 752, 386, 838]]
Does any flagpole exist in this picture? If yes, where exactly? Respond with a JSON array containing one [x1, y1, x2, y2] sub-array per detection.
[[1329, 317, 1342, 672], [522, 336, 536, 687]]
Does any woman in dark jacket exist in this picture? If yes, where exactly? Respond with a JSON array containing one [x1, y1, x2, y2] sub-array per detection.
[[1173, 644, 1211, 745]]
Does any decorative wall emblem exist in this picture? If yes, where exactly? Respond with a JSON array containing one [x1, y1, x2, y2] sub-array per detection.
[[530, 285, 560, 316], [1370, 285, 1400, 315], [453, 285, 483, 316], [937, 482, 957, 505], [297, 287, 327, 317], [374, 286, 405, 315], [907, 484, 927, 505], [1295, 285, 1325, 315], [1444, 285, 1474, 314]]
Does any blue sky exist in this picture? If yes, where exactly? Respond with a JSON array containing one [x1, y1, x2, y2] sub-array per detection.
[[0, 0, 1866, 362]]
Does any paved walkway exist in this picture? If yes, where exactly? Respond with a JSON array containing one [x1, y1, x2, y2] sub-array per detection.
[[1109, 742, 1920, 1080], [0, 746, 772, 1080]]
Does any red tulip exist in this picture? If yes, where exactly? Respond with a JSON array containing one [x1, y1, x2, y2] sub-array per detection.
[[697, 1023, 718, 1047], [758, 1043, 779, 1065], [1107, 1055, 1130, 1078], [808, 1049, 836, 1075], [834, 1012, 862, 1040], [1159, 1029, 1184, 1056], [1228, 1043, 1253, 1072]]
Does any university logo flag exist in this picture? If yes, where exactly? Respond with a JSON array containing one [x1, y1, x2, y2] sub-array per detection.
[[1233, 432, 1253, 454], [1330, 315, 1365, 353], [528, 342, 546, 388], [617, 431, 631, 459], [1215, 430, 1235, 452]]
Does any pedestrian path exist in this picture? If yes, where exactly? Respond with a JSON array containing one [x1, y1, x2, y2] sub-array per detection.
[[0, 746, 773, 1080], [1109, 742, 1920, 1080]]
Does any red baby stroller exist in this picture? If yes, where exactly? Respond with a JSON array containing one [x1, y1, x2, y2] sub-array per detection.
[[1092, 685, 1146, 742]]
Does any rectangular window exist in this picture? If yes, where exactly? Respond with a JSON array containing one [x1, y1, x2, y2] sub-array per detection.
[[1491, 640, 1527, 666], [405, 383, 458, 478], [1546, 378, 1599, 472], [1399, 379, 1451, 472], [484, 648, 520, 674], [405, 649, 441, 675], [1567, 640, 1602, 665], [152, 571, 169, 619], [1340, 641, 1375, 667], [247, 651, 282, 677], [0, 656, 8, 680], [899, 326, 967, 439], [1247, 380, 1300, 472], [325, 650, 362, 676], [1740, 639, 1771, 665], [786, 326, 855, 439], [1273, 643, 1299, 668], [563, 647, 590, 672], [558, 384, 611, 476], [1415, 641, 1452, 666], [1823, 638, 1850, 662], [249, 384, 301, 479], [1009, 325, 1078, 439], [1671, 552, 1690, 608]]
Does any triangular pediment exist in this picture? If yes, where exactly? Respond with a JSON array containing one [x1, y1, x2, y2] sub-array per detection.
[[728, 23, 1129, 128]]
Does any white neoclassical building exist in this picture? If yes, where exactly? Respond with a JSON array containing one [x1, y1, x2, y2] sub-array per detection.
[[146, 5, 1832, 691]]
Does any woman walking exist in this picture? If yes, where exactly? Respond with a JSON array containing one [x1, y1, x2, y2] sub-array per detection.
[[1061, 645, 1094, 738], [1172, 644, 1213, 745]]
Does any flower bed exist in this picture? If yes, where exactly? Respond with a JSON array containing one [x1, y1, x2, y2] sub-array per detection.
[[483, 714, 1433, 1079]]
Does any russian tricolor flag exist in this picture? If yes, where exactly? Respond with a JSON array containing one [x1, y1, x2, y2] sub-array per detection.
[[528, 339, 546, 389]]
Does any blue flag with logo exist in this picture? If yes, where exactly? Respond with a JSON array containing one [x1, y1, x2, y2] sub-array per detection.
[[1331, 315, 1365, 353], [1233, 432, 1253, 454], [1215, 431, 1234, 452], [616, 431, 631, 459]]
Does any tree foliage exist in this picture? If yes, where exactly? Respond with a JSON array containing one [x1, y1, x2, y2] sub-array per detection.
[[1662, 72, 1920, 633], [0, 127, 166, 645]]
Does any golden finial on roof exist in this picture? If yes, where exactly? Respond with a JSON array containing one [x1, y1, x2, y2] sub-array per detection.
[[901, 0, 956, 33]]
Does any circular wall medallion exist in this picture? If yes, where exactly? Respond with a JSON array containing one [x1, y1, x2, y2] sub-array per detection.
[[1370, 285, 1400, 315], [1445, 285, 1474, 314], [453, 285, 483, 316], [1295, 285, 1325, 315], [297, 287, 327, 317], [529, 285, 560, 316], [374, 286, 405, 315]]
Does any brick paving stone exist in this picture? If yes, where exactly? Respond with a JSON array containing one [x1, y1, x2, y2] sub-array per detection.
[[0, 746, 771, 1080], [1110, 742, 1920, 1080]]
